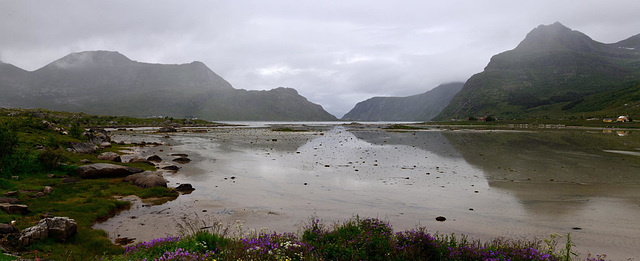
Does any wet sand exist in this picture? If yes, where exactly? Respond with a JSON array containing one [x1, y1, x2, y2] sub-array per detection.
[[94, 124, 640, 260]]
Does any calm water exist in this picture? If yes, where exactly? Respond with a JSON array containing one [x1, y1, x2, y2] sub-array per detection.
[[97, 125, 640, 260]]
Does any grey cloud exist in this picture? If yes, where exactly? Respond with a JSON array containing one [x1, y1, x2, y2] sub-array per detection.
[[2, 0, 640, 117]]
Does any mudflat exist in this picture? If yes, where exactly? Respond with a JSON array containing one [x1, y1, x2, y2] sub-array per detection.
[[95, 124, 640, 260]]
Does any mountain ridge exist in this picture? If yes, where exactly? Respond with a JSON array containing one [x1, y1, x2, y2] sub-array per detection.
[[0, 51, 336, 121], [434, 22, 640, 120], [342, 82, 464, 121]]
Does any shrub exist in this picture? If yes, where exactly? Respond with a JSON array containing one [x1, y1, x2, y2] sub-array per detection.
[[38, 148, 68, 171], [0, 121, 18, 173]]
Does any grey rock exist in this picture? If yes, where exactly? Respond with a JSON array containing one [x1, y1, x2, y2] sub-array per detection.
[[129, 157, 155, 166], [3, 191, 18, 197], [69, 142, 97, 154], [99, 141, 112, 148], [147, 155, 162, 163], [76, 163, 144, 179], [175, 183, 195, 192], [161, 165, 180, 171], [0, 223, 18, 234], [172, 157, 191, 164], [0, 203, 30, 215], [97, 152, 121, 162], [158, 127, 177, 133], [0, 197, 20, 204], [123, 171, 168, 188], [43, 186, 53, 194], [19, 217, 77, 245]]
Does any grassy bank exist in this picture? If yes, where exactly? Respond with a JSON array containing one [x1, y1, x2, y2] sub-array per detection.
[[0, 108, 179, 260]]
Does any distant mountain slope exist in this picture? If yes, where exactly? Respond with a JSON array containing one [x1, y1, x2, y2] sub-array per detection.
[[342, 82, 464, 121], [434, 22, 640, 120], [0, 51, 336, 121]]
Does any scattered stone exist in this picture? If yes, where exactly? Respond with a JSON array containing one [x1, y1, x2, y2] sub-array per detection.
[[80, 159, 92, 164], [43, 186, 53, 194], [99, 141, 112, 149], [76, 163, 144, 179], [147, 155, 162, 163], [129, 157, 155, 166], [324, 165, 330, 167], [3, 191, 17, 197], [172, 157, 191, 164], [572, 227, 582, 230], [30, 192, 46, 198], [41, 212, 54, 219], [469, 208, 474, 211], [0, 197, 19, 204], [161, 165, 180, 171], [47, 174, 55, 178], [62, 178, 79, 184], [123, 171, 168, 188], [170, 153, 188, 157], [175, 184, 195, 192], [0, 223, 18, 235], [34, 144, 45, 150], [69, 142, 98, 154], [435, 216, 447, 222], [19, 217, 78, 245], [115, 237, 135, 245], [0, 203, 30, 215], [272, 139, 278, 142], [97, 152, 121, 162]]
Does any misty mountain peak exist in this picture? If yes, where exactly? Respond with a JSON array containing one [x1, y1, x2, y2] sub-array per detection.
[[47, 50, 132, 69], [514, 22, 599, 53]]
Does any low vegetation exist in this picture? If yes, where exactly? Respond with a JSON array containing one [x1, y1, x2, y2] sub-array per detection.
[[101, 216, 604, 261]]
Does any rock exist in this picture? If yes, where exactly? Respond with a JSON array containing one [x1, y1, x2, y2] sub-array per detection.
[[30, 192, 46, 198], [62, 178, 79, 183], [43, 186, 53, 194], [97, 152, 121, 162], [0, 197, 20, 204], [161, 165, 180, 171], [99, 141, 112, 149], [19, 217, 77, 245], [115, 237, 135, 245], [69, 142, 98, 154], [0, 203, 30, 215], [129, 157, 155, 166], [175, 184, 195, 192], [170, 153, 188, 157], [158, 127, 177, 133], [80, 159, 92, 164], [86, 128, 111, 145], [76, 163, 144, 179], [0, 223, 18, 234], [123, 171, 167, 188], [172, 157, 191, 164], [3, 191, 18, 197], [147, 155, 162, 163], [435, 216, 446, 222]]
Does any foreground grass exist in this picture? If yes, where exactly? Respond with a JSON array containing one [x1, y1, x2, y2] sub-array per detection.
[[0, 109, 179, 260], [101, 217, 606, 261]]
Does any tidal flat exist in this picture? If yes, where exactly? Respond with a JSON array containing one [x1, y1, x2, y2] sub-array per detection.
[[95, 123, 640, 260]]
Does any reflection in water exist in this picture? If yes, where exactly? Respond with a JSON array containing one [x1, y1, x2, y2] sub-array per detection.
[[99, 126, 640, 259]]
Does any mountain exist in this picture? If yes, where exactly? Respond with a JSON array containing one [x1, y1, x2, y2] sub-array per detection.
[[341, 82, 464, 121], [0, 51, 336, 121], [434, 22, 640, 120]]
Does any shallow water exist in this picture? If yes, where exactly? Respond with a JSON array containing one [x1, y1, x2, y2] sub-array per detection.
[[95, 125, 640, 260]]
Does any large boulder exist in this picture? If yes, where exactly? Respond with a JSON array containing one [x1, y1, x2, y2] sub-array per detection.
[[86, 128, 111, 145], [76, 163, 144, 179], [97, 152, 121, 162], [69, 142, 98, 154], [122, 171, 167, 188], [19, 217, 77, 245]]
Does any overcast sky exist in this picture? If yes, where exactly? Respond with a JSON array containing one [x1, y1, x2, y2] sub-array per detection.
[[2, 0, 640, 117]]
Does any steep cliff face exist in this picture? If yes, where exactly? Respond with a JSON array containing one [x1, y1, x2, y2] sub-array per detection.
[[342, 82, 464, 121], [434, 22, 640, 120], [0, 51, 336, 121]]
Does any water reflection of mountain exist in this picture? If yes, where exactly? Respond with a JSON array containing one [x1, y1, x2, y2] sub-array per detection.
[[346, 128, 462, 159], [442, 130, 640, 216], [441, 130, 640, 185]]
